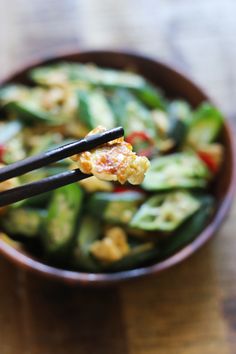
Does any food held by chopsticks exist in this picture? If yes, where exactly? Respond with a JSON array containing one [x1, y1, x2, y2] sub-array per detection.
[[71, 126, 150, 185]]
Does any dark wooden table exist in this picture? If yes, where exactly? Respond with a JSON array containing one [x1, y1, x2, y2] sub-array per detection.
[[1, 1, 236, 353]]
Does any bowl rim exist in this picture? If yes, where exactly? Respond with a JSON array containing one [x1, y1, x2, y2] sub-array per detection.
[[0, 49, 235, 286]]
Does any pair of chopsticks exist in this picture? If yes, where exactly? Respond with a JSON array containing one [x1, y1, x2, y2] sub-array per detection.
[[0, 127, 124, 207]]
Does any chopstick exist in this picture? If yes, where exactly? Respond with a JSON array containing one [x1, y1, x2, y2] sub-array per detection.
[[0, 126, 124, 183], [0, 126, 124, 207], [0, 169, 88, 207]]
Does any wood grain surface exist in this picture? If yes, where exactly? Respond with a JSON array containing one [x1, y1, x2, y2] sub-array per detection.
[[0, 1, 236, 353]]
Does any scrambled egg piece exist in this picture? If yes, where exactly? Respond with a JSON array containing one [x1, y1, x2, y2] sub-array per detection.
[[41, 86, 78, 118], [90, 227, 130, 263], [71, 126, 150, 184]]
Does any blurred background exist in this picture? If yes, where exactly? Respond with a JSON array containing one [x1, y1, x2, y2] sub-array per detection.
[[0, 1, 236, 354], [1, 0, 236, 117]]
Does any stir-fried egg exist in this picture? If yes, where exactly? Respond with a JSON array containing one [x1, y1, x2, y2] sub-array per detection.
[[90, 227, 130, 263], [71, 126, 150, 184]]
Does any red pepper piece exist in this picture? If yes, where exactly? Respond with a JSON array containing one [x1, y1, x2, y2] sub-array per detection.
[[126, 131, 155, 157], [114, 186, 145, 194], [197, 151, 218, 173], [0, 145, 6, 163]]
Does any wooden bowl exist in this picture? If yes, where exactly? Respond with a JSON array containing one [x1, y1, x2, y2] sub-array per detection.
[[0, 50, 235, 286]]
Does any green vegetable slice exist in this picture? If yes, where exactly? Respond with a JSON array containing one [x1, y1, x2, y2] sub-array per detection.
[[134, 83, 166, 110], [168, 100, 192, 123], [73, 216, 101, 272], [167, 118, 186, 148], [185, 102, 223, 147], [0, 85, 29, 106], [2, 207, 46, 238], [0, 84, 77, 124], [42, 183, 83, 259], [142, 152, 211, 191], [104, 241, 158, 271], [29, 62, 146, 89], [78, 89, 115, 129], [161, 195, 214, 256], [166, 100, 191, 146], [110, 89, 156, 138], [130, 191, 201, 232], [88, 191, 145, 224]]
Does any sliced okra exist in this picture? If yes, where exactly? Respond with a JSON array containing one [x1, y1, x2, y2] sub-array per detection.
[[2, 207, 47, 237], [78, 89, 116, 130], [142, 152, 211, 191], [130, 191, 201, 232], [42, 183, 83, 260], [88, 191, 145, 224], [72, 215, 101, 272]]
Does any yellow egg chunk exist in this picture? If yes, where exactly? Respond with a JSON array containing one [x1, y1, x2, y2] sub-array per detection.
[[71, 126, 150, 185], [90, 227, 130, 263]]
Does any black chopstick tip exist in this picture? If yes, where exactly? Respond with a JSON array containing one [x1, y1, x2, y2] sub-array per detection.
[[114, 126, 124, 134], [105, 126, 124, 139], [116, 126, 125, 137]]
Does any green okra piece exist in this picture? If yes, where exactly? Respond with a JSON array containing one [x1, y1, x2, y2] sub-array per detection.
[[104, 241, 158, 272], [160, 195, 214, 256], [2, 207, 47, 238], [42, 183, 83, 260], [130, 191, 201, 232], [142, 152, 211, 191], [88, 191, 145, 224], [78, 89, 116, 130], [185, 102, 223, 148], [168, 100, 192, 123], [29, 62, 146, 89], [72, 215, 101, 272], [134, 83, 167, 110], [166, 100, 191, 147], [0, 84, 76, 125], [109, 88, 156, 138]]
